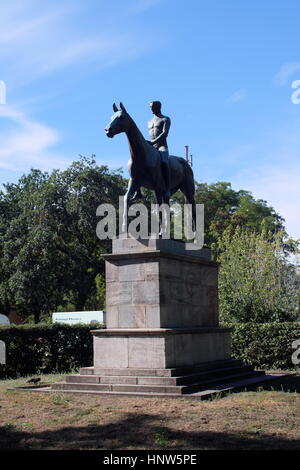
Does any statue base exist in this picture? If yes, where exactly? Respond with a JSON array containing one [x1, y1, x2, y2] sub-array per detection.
[[51, 238, 267, 396], [92, 327, 231, 369]]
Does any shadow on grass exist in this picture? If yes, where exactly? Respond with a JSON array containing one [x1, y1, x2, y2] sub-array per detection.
[[262, 374, 300, 392], [237, 373, 300, 394], [197, 373, 300, 402], [0, 411, 299, 451]]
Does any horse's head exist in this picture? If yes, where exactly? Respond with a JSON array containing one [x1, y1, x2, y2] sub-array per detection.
[[105, 102, 130, 138]]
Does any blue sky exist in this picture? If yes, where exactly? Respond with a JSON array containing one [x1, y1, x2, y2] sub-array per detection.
[[1, 0, 300, 239]]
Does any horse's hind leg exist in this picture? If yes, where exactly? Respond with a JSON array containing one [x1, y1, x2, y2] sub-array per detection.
[[154, 190, 171, 237], [181, 184, 197, 233]]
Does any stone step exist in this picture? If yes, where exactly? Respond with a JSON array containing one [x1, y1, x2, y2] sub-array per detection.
[[26, 373, 289, 399], [66, 364, 253, 386], [181, 370, 265, 394], [79, 359, 244, 377], [175, 364, 254, 385], [52, 370, 265, 395]]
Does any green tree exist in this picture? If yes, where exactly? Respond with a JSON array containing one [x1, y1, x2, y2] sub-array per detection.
[[0, 169, 67, 323], [192, 182, 285, 250], [0, 157, 126, 322], [217, 226, 299, 323], [39, 156, 125, 312], [84, 273, 106, 311]]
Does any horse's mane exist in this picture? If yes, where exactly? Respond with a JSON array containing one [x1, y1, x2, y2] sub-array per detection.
[[126, 113, 149, 156]]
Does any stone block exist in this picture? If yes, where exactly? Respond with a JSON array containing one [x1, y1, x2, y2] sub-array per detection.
[[106, 261, 118, 282], [128, 335, 166, 368], [118, 305, 146, 328], [144, 261, 159, 281], [145, 305, 161, 328], [93, 335, 129, 368], [106, 281, 132, 307], [66, 375, 100, 384], [100, 376, 138, 384], [106, 307, 119, 328], [118, 259, 145, 282], [132, 280, 159, 305], [92, 328, 231, 369]]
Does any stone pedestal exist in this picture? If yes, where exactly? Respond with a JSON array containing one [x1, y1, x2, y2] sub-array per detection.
[[93, 238, 231, 368], [51, 238, 267, 396], [93, 327, 231, 369], [105, 238, 218, 329]]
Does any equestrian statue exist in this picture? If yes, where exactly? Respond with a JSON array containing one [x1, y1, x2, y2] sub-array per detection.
[[105, 101, 196, 233]]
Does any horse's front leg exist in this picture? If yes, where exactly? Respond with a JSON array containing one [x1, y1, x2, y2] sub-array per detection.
[[155, 191, 170, 238], [122, 178, 139, 233], [130, 186, 143, 202]]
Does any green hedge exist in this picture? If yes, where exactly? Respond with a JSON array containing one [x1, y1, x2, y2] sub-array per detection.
[[225, 322, 300, 370], [0, 322, 299, 378], [0, 323, 103, 379]]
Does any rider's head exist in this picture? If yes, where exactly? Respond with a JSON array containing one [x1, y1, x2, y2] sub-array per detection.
[[150, 101, 162, 115]]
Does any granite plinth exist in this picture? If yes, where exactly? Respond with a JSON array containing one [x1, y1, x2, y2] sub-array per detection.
[[92, 327, 231, 369], [103, 239, 219, 329], [51, 238, 251, 396]]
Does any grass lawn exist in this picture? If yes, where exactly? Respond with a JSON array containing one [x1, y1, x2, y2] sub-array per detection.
[[0, 372, 299, 450]]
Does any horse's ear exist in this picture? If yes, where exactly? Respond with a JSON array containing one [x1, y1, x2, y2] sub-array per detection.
[[113, 103, 118, 112], [120, 102, 126, 112]]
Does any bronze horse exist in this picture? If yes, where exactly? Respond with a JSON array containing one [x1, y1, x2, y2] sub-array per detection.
[[105, 103, 196, 232]]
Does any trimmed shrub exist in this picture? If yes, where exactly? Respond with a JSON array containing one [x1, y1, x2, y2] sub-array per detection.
[[0, 323, 103, 378], [226, 322, 300, 370], [0, 322, 299, 378]]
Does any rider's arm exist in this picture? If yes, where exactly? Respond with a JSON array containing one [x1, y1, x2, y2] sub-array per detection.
[[150, 117, 171, 145]]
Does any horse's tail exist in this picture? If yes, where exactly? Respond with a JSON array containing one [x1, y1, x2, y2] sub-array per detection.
[[178, 157, 195, 196], [177, 158, 196, 230]]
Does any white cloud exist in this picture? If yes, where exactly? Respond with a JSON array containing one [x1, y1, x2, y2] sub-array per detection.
[[0, 0, 152, 86], [226, 89, 247, 104], [230, 129, 300, 241], [274, 62, 300, 87], [0, 105, 67, 172], [0, 1, 161, 180], [232, 163, 300, 240]]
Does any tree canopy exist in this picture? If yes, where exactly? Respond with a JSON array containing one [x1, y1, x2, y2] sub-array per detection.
[[193, 182, 285, 250], [218, 227, 299, 323], [0, 157, 126, 322]]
